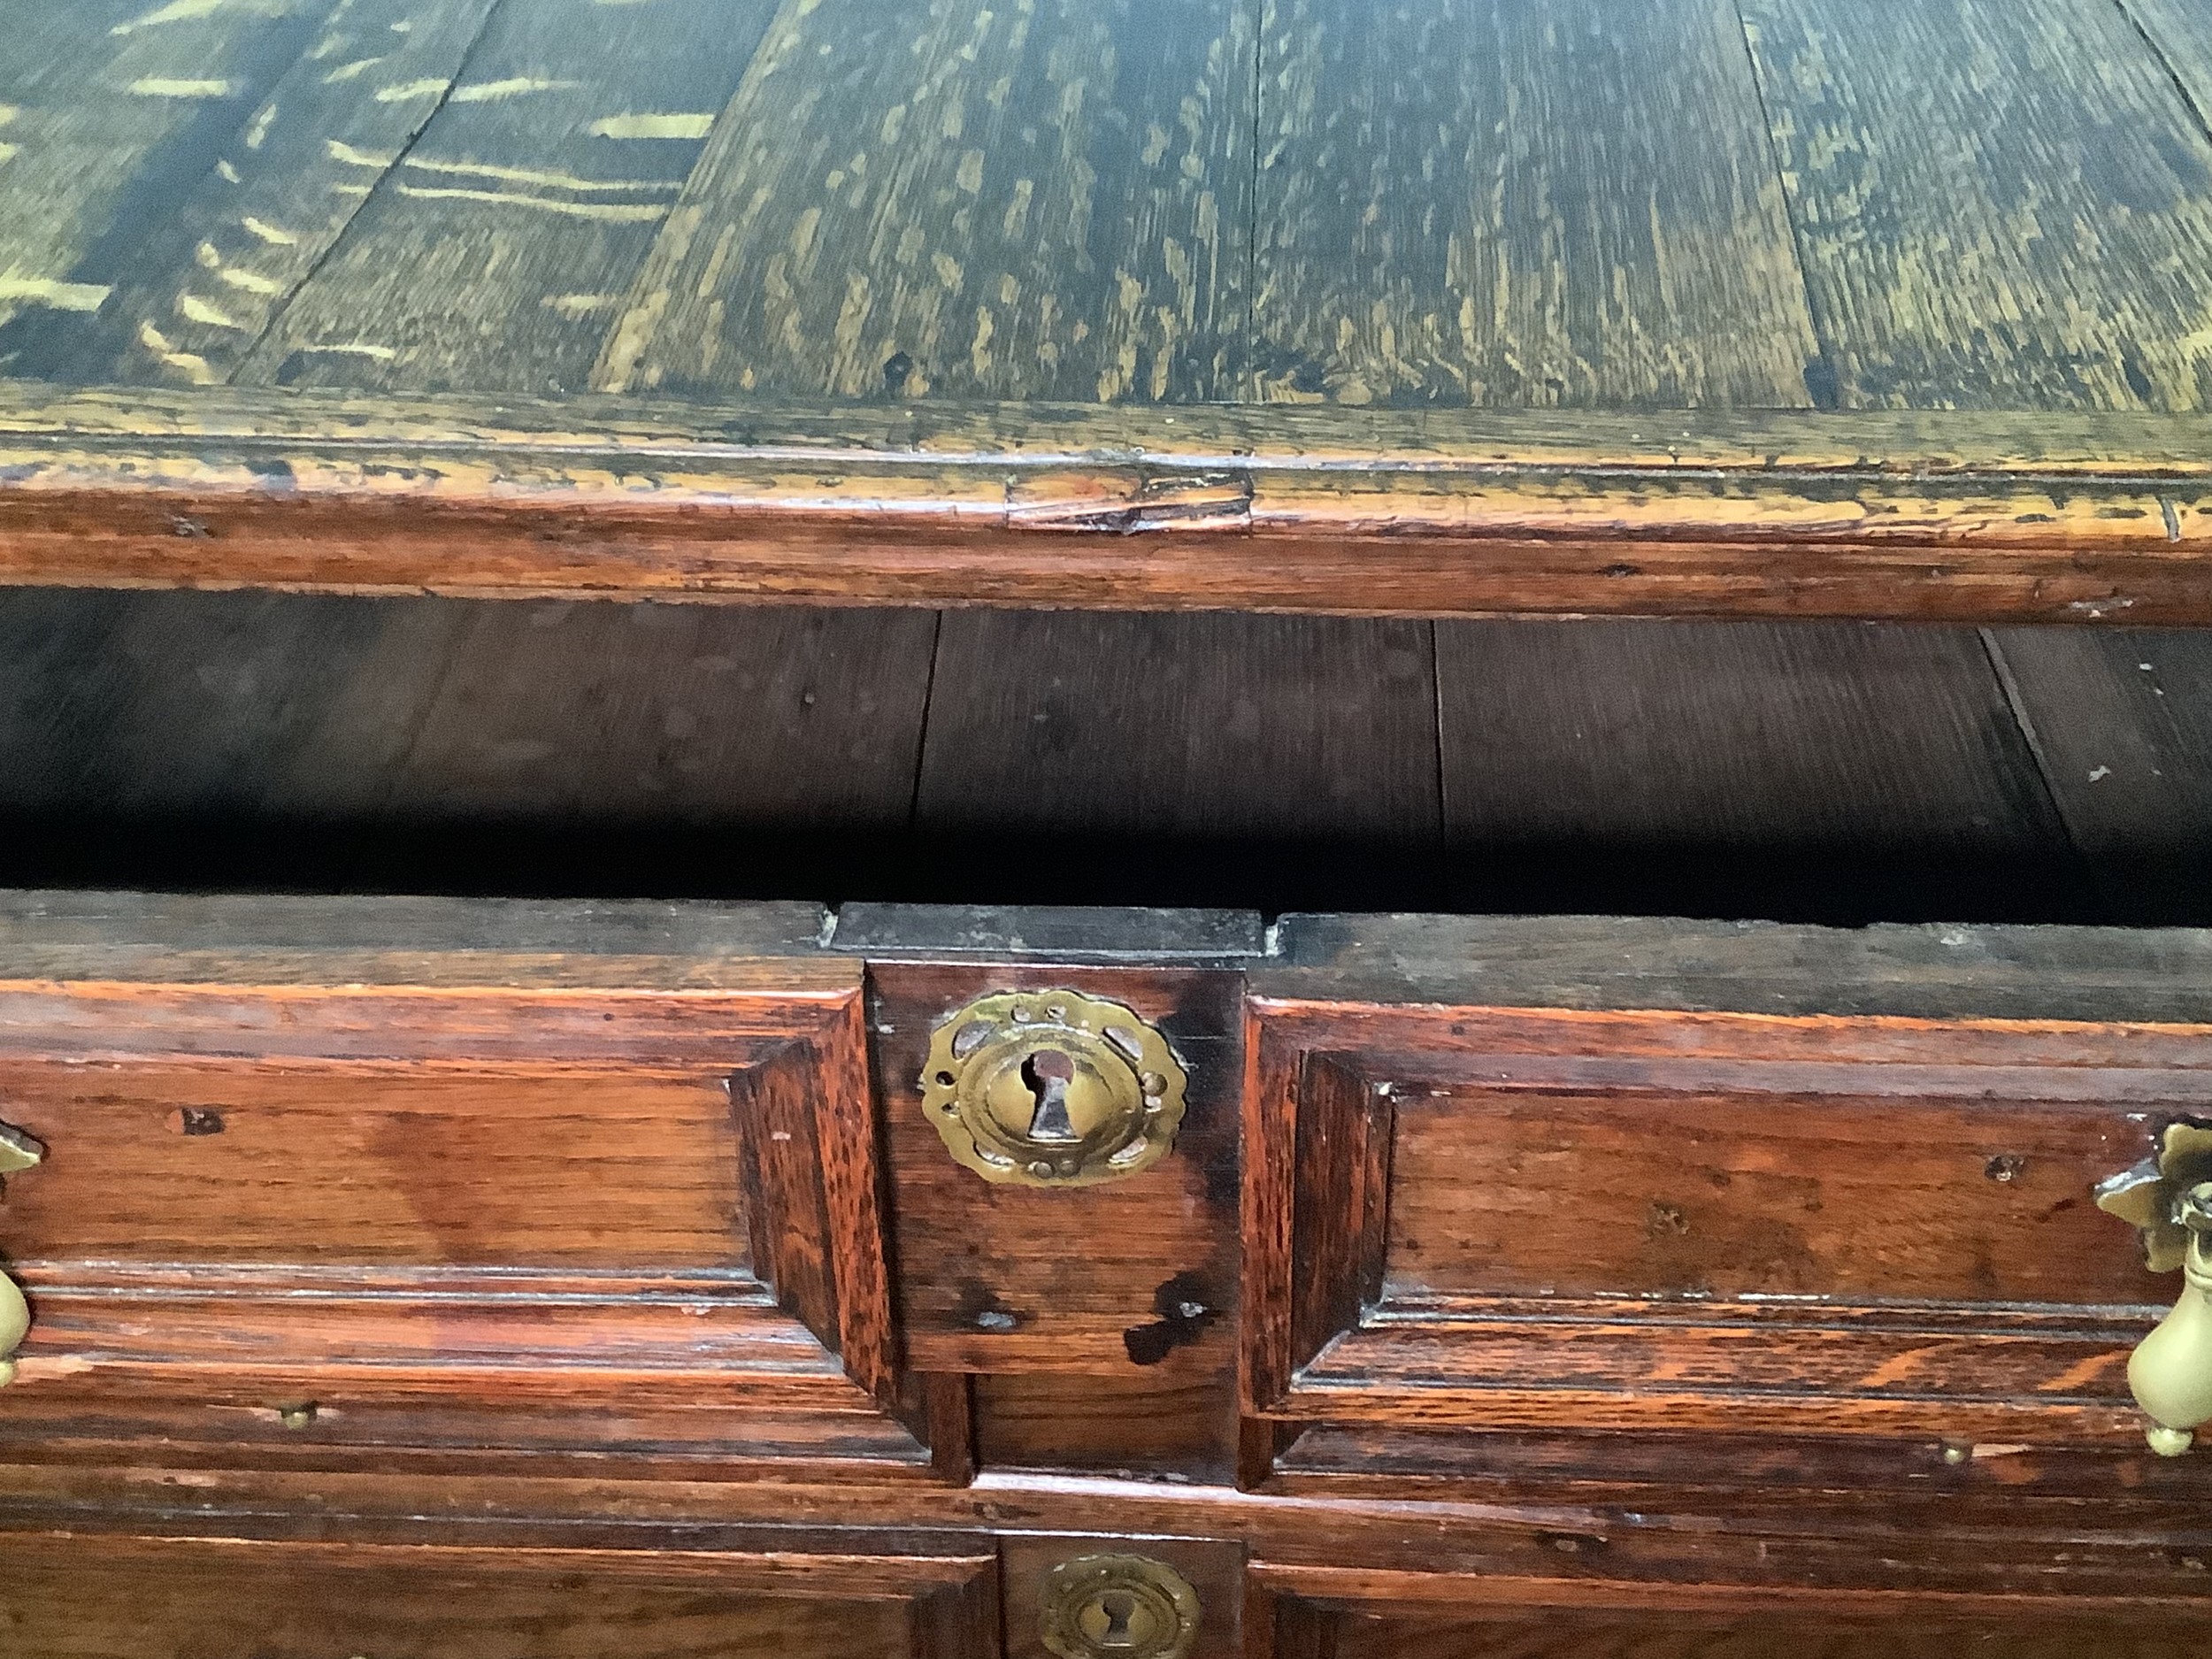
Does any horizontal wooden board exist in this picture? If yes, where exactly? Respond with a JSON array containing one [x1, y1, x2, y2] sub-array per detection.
[[0, 1532, 992, 1659], [0, 1059, 744, 1269], [2, 383, 2209, 618], [1380, 1085, 2163, 1306]]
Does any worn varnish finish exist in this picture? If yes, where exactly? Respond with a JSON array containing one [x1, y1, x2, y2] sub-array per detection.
[[0, 0, 2208, 614], [1740, 0, 2212, 411], [1, 382, 2208, 619], [4, 895, 2212, 1652], [1250, 0, 1818, 407], [0, 915, 941, 1480], [595, 0, 1256, 403], [251, 0, 780, 396]]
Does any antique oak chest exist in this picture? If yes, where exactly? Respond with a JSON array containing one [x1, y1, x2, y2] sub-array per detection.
[[4, 0, 2212, 1655]]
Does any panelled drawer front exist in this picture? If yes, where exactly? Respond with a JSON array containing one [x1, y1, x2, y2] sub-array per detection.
[[0, 959, 928, 1477], [0, 1532, 1000, 1659], [1244, 992, 2212, 1452], [1250, 1568, 2212, 1659]]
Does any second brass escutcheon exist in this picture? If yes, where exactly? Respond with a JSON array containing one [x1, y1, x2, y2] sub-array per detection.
[[920, 990, 1187, 1188], [1040, 1555, 1202, 1659]]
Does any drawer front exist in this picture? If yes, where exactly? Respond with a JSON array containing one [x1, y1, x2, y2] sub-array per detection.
[[1243, 987, 2212, 1458], [1250, 1569, 2212, 1659], [0, 959, 936, 1478], [0, 1532, 998, 1659]]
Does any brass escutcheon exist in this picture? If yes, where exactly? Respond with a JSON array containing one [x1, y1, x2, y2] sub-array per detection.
[[921, 991, 1187, 1188], [1040, 1554, 1201, 1659]]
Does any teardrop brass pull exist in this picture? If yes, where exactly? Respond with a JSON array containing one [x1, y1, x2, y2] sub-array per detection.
[[0, 1118, 46, 1388], [2097, 1123, 2212, 1455], [921, 991, 1187, 1188]]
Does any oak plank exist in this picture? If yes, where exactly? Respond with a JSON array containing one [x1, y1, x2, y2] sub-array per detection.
[[595, 0, 1258, 403], [1435, 619, 2086, 922], [1248, 0, 1819, 407], [1741, 0, 2212, 410], [0, 587, 455, 821], [1985, 627, 2212, 925], [375, 600, 938, 833], [914, 611, 1442, 910], [0, 590, 938, 895], [54, 0, 502, 388], [0, 1532, 940, 1659], [248, 0, 781, 394], [2128, 0, 2212, 124], [0, 0, 330, 378]]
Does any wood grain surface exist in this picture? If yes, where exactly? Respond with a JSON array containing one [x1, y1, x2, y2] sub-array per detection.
[[1250, 0, 1818, 407], [595, 0, 1257, 403], [249, 0, 780, 395], [1741, 0, 2212, 411], [1988, 626, 2212, 925], [1, 0, 2210, 619], [0, 1532, 995, 1659], [1436, 620, 2085, 921]]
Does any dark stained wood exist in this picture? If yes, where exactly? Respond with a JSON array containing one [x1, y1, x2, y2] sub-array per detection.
[[1266, 910, 2212, 1023], [0, 1531, 1000, 1659], [1250, 0, 1818, 407], [366, 598, 939, 831], [914, 611, 1442, 909], [248, 0, 781, 395], [595, 0, 1257, 403], [1985, 627, 2212, 926], [1741, 0, 2212, 411], [64, 0, 504, 389], [1436, 619, 2085, 922], [0, 588, 939, 895], [0, 587, 459, 820], [0, 0, 329, 380]]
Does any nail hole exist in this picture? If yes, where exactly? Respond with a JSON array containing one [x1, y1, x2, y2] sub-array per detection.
[[166, 1107, 226, 1137]]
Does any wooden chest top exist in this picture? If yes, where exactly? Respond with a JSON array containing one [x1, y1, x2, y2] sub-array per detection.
[[0, 0, 2208, 620]]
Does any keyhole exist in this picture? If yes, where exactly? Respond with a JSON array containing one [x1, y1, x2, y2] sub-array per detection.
[[1022, 1048, 1079, 1143], [1094, 1590, 1138, 1647]]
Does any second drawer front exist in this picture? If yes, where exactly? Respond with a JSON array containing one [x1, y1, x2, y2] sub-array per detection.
[[1244, 994, 2212, 1449], [0, 964, 928, 1476]]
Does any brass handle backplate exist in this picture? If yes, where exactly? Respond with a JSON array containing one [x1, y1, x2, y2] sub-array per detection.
[[2098, 1122, 2212, 1455], [0, 1119, 46, 1387], [922, 990, 1187, 1188], [1041, 1554, 1201, 1659]]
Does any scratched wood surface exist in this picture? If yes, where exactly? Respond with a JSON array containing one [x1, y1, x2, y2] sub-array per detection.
[[3, 0, 2208, 418], [1740, 0, 2212, 411], [595, 0, 1259, 403], [2, 0, 2211, 616], [1247, 0, 1819, 407]]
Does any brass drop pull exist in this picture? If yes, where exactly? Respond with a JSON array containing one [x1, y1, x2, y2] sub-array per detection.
[[0, 1119, 46, 1387], [2097, 1124, 2212, 1455], [1041, 1555, 1201, 1659], [922, 991, 1187, 1187]]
